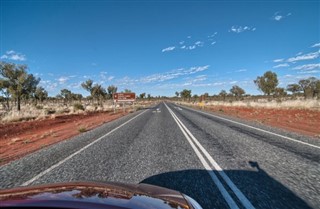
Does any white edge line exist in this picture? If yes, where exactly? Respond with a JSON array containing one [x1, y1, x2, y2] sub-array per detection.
[[164, 103, 240, 209], [21, 110, 148, 186], [166, 103, 255, 209], [179, 104, 320, 150]]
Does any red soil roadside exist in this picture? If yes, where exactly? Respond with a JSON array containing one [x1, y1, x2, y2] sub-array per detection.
[[205, 105, 320, 138], [0, 111, 127, 165]]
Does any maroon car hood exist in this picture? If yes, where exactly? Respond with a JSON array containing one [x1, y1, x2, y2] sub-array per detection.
[[0, 181, 192, 209]]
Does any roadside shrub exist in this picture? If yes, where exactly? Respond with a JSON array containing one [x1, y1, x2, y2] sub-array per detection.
[[78, 127, 87, 133], [73, 103, 85, 111], [45, 108, 56, 115], [35, 105, 43, 109]]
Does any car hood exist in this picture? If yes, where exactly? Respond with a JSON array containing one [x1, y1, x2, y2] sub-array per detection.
[[0, 181, 194, 209]]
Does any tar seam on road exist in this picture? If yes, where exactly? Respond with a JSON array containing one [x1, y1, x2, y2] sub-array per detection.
[[179, 104, 320, 150], [164, 102, 255, 209], [21, 110, 148, 187]]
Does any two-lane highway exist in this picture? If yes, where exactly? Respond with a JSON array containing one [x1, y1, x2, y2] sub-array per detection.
[[1, 102, 319, 209]]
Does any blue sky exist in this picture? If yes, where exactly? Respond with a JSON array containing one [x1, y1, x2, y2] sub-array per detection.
[[1, 0, 319, 97]]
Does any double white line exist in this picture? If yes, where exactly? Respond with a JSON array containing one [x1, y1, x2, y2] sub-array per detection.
[[165, 103, 255, 209]]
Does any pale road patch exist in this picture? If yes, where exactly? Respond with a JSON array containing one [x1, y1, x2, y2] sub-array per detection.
[[165, 103, 255, 209], [179, 104, 320, 150], [21, 110, 148, 186]]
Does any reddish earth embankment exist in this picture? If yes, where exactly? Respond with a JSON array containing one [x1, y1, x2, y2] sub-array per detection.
[[205, 106, 320, 138], [0, 111, 127, 165]]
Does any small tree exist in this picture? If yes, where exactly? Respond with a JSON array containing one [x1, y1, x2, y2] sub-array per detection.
[[230, 85, 245, 100], [298, 77, 319, 99], [34, 87, 48, 103], [60, 89, 73, 104], [254, 71, 278, 96], [274, 87, 287, 98], [91, 84, 106, 105], [219, 90, 227, 101], [107, 85, 117, 99], [175, 91, 179, 97], [193, 94, 199, 102], [139, 93, 146, 99], [286, 84, 302, 97], [147, 94, 151, 100], [180, 89, 192, 101], [0, 79, 10, 109], [124, 89, 132, 93], [0, 62, 40, 111]]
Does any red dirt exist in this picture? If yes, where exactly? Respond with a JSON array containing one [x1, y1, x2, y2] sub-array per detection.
[[0, 111, 127, 165], [205, 106, 320, 138]]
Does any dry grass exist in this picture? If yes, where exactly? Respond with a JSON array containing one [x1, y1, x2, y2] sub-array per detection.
[[179, 98, 320, 110], [0, 100, 156, 123]]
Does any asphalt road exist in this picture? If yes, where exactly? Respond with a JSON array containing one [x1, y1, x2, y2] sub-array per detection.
[[1, 102, 319, 209]]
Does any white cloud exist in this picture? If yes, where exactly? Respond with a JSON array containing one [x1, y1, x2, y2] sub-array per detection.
[[188, 45, 196, 50], [287, 51, 319, 62], [273, 58, 284, 63], [179, 41, 184, 45], [229, 26, 256, 33], [1, 50, 26, 61], [272, 12, 291, 21], [273, 63, 290, 68], [211, 41, 216, 45], [193, 75, 207, 82], [139, 65, 210, 84], [162, 46, 175, 52], [195, 41, 204, 46], [57, 76, 69, 84], [107, 76, 115, 81], [292, 63, 320, 70], [181, 45, 186, 49], [274, 15, 283, 21], [208, 32, 218, 38], [235, 69, 247, 72], [297, 70, 320, 74], [311, 43, 320, 48], [187, 36, 191, 39]]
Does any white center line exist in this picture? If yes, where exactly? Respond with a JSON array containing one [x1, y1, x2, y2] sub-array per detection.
[[21, 110, 148, 186], [164, 103, 255, 209], [179, 104, 320, 150]]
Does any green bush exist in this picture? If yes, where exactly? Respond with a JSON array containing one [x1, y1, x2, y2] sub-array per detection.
[[45, 108, 56, 115], [73, 103, 85, 111]]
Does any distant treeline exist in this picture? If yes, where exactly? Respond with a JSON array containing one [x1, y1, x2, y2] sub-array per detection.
[[0, 62, 319, 111]]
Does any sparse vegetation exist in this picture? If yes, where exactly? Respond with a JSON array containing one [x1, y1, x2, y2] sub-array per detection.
[[73, 103, 85, 111], [78, 127, 87, 133]]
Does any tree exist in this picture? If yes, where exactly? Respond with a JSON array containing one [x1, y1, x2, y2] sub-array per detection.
[[0, 62, 40, 111], [147, 94, 151, 100], [180, 89, 192, 101], [139, 93, 146, 99], [254, 71, 278, 96], [124, 89, 132, 93], [34, 87, 48, 103], [107, 85, 117, 99], [230, 85, 245, 100], [60, 89, 73, 103], [0, 78, 10, 109], [193, 94, 199, 101], [219, 90, 227, 101], [91, 84, 106, 104], [175, 91, 179, 97], [81, 79, 93, 93], [286, 84, 302, 96], [298, 77, 319, 99], [274, 87, 287, 98]]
